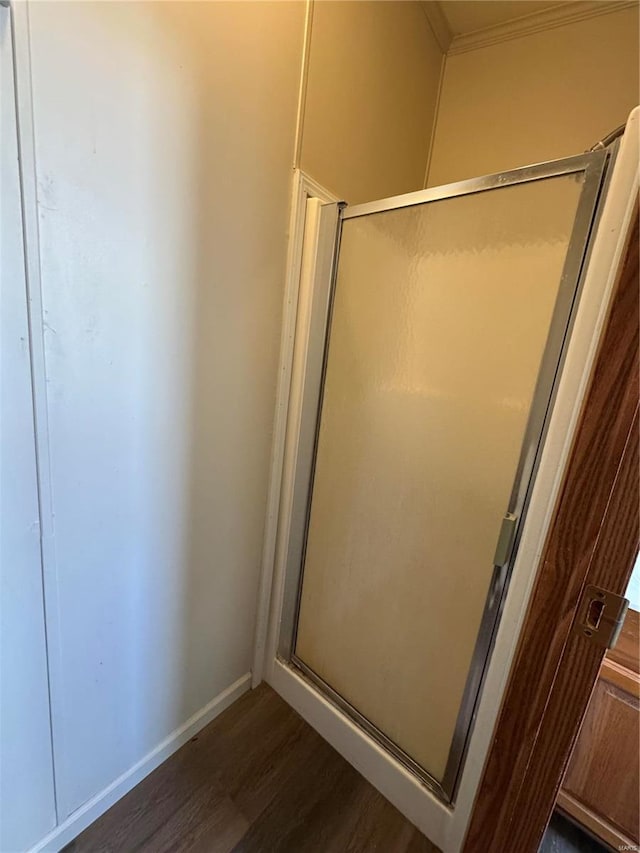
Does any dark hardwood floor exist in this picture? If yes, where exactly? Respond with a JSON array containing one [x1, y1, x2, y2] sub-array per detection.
[[66, 684, 437, 853], [64, 683, 604, 853]]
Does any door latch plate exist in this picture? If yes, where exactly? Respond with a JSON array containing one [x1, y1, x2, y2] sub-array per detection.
[[573, 584, 629, 649]]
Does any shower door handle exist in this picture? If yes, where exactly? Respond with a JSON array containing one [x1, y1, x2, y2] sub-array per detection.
[[493, 513, 519, 567]]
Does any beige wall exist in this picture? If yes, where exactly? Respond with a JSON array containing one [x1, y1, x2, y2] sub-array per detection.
[[428, 6, 640, 186], [26, 0, 305, 820], [300, 1, 444, 204]]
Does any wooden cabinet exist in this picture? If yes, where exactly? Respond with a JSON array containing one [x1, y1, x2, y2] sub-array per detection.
[[558, 609, 640, 850]]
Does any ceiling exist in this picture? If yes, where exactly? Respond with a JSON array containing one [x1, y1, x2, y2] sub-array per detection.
[[437, 1, 572, 36]]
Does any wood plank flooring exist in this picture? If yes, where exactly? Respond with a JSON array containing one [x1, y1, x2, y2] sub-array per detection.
[[63, 683, 601, 853], [66, 684, 437, 853]]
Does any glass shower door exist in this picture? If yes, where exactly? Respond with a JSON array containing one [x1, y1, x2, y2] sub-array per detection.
[[285, 153, 609, 802]]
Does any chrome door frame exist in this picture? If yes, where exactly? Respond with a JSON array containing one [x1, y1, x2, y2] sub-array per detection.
[[277, 147, 612, 804]]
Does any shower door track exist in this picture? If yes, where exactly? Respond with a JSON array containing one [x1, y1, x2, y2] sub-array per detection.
[[289, 654, 452, 802]]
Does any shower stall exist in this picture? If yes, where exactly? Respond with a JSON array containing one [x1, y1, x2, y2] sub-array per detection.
[[283, 151, 607, 802], [256, 109, 638, 852]]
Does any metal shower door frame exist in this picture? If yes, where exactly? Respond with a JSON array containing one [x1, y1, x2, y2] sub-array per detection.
[[277, 147, 611, 805]]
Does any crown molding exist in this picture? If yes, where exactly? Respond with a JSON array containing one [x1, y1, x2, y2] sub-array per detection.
[[448, 1, 638, 56], [421, 1, 453, 54]]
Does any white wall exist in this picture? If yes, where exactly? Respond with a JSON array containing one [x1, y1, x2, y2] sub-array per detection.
[[24, 0, 305, 822], [428, 5, 640, 185], [300, 0, 444, 203], [0, 8, 56, 849]]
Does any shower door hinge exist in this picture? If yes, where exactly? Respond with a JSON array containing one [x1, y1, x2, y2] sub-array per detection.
[[573, 584, 629, 650]]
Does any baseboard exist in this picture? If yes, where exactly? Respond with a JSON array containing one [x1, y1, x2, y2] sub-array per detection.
[[29, 673, 252, 853]]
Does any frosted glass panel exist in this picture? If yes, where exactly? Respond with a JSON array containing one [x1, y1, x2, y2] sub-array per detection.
[[294, 176, 584, 783]]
